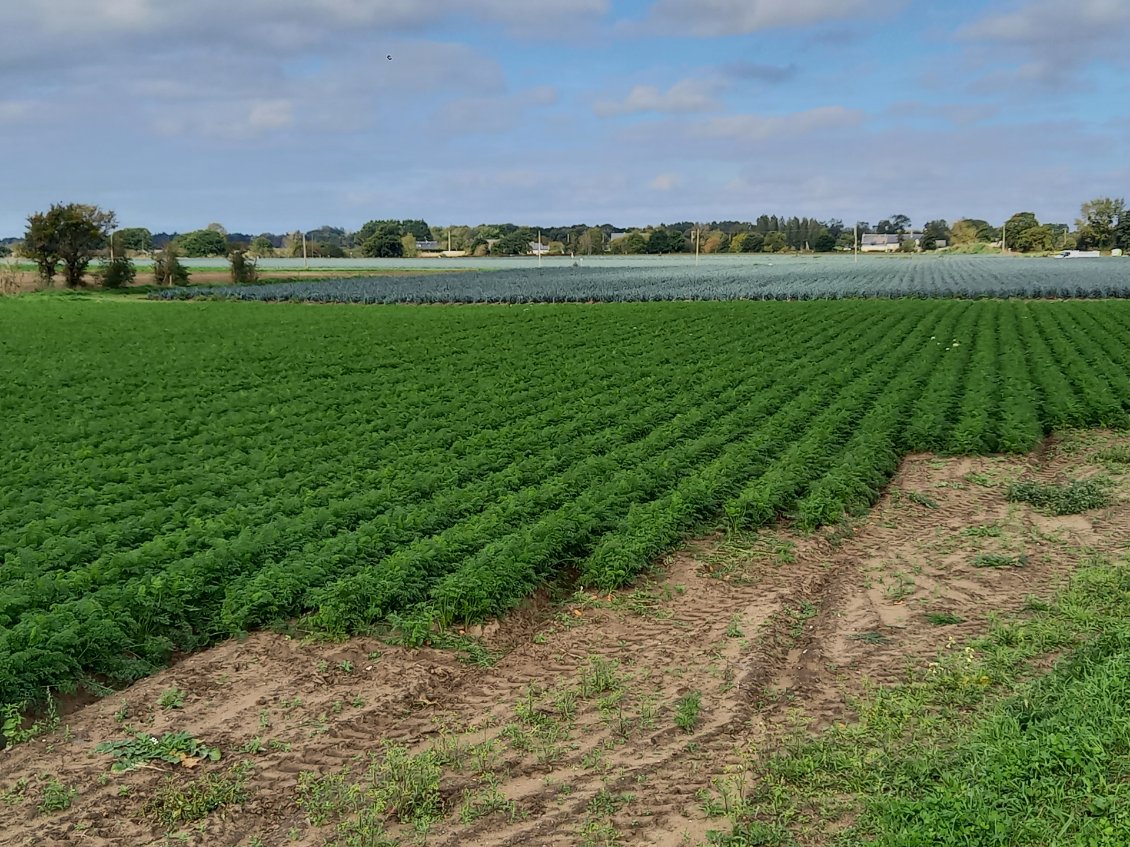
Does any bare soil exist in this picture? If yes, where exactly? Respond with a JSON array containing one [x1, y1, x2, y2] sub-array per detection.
[[1, 431, 1127, 847]]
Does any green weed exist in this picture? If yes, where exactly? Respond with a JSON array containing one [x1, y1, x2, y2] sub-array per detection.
[[1006, 477, 1112, 515], [37, 778, 77, 814], [144, 762, 252, 828], [674, 692, 702, 733]]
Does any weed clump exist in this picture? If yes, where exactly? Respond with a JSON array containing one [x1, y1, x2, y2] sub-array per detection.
[[1006, 478, 1112, 515]]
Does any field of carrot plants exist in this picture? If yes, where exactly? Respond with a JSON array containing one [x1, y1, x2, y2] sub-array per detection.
[[2, 297, 1129, 712]]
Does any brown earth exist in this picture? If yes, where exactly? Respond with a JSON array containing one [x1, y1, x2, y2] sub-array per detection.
[[1, 431, 1127, 847]]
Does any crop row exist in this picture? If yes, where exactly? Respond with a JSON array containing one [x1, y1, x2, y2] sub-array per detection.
[[1, 298, 1129, 708]]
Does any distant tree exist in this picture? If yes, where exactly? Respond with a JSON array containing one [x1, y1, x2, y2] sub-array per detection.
[[611, 231, 647, 254], [355, 219, 402, 246], [1012, 224, 1055, 253], [762, 231, 788, 253], [920, 219, 950, 251], [23, 203, 116, 287], [0, 243, 9, 258], [400, 219, 433, 240], [400, 234, 419, 257], [305, 226, 349, 248], [644, 229, 684, 254], [812, 231, 837, 252], [177, 229, 228, 257], [548, 240, 565, 255], [206, 222, 228, 236], [23, 211, 60, 283], [1003, 212, 1041, 252], [229, 249, 258, 284], [116, 227, 153, 254], [249, 235, 275, 258], [153, 244, 189, 286], [890, 214, 911, 234], [490, 229, 534, 256], [1076, 197, 1124, 250], [1116, 216, 1130, 251], [949, 219, 980, 245], [311, 242, 346, 258], [702, 230, 729, 253], [576, 227, 606, 255], [360, 225, 404, 258]]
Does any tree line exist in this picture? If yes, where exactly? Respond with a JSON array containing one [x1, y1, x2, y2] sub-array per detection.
[[7, 198, 1129, 289]]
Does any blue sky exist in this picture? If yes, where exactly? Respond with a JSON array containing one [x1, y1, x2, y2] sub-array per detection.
[[2, 0, 1128, 235]]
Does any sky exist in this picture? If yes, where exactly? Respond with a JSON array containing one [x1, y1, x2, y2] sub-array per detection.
[[2, 0, 1129, 235]]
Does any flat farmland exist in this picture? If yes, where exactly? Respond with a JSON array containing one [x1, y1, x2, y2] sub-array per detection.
[[2, 297, 1130, 711], [150, 254, 1130, 303]]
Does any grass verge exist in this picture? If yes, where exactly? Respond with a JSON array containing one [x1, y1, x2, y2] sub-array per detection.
[[702, 554, 1130, 846]]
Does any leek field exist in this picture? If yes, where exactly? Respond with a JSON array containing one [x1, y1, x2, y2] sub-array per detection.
[[2, 296, 1130, 708], [150, 254, 1130, 303]]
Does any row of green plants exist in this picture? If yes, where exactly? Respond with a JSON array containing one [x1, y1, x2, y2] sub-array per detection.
[[1, 299, 1128, 710]]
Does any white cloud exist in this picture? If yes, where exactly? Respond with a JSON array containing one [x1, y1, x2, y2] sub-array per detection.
[[694, 105, 863, 141], [958, 0, 1130, 86], [152, 98, 296, 141], [649, 173, 682, 191], [2, 0, 610, 45], [0, 100, 40, 124], [594, 78, 723, 117], [433, 86, 558, 135], [960, 0, 1130, 45], [645, 0, 882, 37]]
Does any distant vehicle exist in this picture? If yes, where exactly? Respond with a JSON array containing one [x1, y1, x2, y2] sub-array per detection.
[[1054, 250, 1101, 258]]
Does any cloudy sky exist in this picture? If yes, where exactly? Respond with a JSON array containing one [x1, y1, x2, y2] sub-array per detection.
[[2, 0, 1128, 235]]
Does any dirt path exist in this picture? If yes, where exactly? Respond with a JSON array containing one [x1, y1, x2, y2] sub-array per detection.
[[2, 431, 1127, 847]]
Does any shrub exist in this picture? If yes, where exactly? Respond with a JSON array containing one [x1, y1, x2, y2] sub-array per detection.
[[153, 245, 189, 287], [229, 250, 258, 285], [100, 256, 136, 289]]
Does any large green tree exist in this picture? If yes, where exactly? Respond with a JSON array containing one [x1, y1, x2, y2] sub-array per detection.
[[360, 223, 404, 258], [920, 219, 951, 251], [116, 227, 153, 254], [1076, 197, 1124, 250], [177, 229, 228, 257], [23, 203, 116, 287], [490, 229, 534, 256]]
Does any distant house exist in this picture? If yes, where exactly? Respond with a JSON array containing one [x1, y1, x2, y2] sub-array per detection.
[[860, 233, 903, 252], [609, 232, 628, 242], [859, 232, 932, 252], [415, 240, 440, 251], [529, 241, 550, 255]]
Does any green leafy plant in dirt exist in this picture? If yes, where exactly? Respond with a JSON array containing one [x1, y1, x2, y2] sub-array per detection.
[[37, 778, 77, 814], [1006, 478, 1112, 515], [973, 553, 1027, 569], [1096, 445, 1130, 466], [674, 691, 702, 733], [925, 612, 963, 626], [1, 694, 59, 748], [705, 556, 1130, 845], [296, 745, 443, 838], [95, 731, 221, 773], [144, 762, 252, 828], [158, 686, 186, 709]]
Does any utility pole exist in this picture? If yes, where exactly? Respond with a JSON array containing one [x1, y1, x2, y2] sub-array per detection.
[[302, 230, 308, 268], [854, 222, 858, 263], [695, 224, 700, 266], [1001, 221, 1006, 255], [538, 229, 542, 267]]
